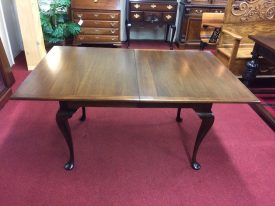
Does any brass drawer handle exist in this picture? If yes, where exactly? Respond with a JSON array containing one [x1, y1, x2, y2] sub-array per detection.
[[151, 4, 156, 8], [165, 15, 172, 20], [77, 13, 83, 18], [95, 29, 99, 32], [93, 0, 98, 2], [110, 14, 115, 19], [110, 22, 115, 27], [111, 29, 115, 34], [167, 5, 173, 10], [95, 36, 99, 39], [111, 38, 116, 41], [134, 4, 140, 9], [94, 14, 99, 17], [133, 13, 140, 19], [79, 36, 84, 40]]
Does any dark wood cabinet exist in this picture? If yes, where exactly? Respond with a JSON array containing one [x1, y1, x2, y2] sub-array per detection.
[[178, 0, 226, 49], [126, 0, 178, 49], [0, 38, 15, 109], [71, 0, 121, 45]]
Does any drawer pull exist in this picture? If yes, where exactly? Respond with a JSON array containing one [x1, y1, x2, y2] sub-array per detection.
[[77, 13, 83, 18], [112, 38, 115, 41], [133, 13, 140, 19], [165, 15, 172, 20], [134, 4, 140, 9], [110, 14, 116, 19], [167, 5, 173, 10], [95, 36, 99, 39], [95, 29, 99, 32], [94, 14, 99, 17], [110, 22, 115, 27], [79, 36, 84, 40], [93, 0, 98, 2], [150, 4, 156, 8], [111, 29, 115, 34]]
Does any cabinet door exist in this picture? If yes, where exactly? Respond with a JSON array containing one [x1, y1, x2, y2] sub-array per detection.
[[185, 17, 202, 42]]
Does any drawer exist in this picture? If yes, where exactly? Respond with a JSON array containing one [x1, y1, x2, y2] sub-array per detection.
[[74, 20, 119, 28], [162, 12, 176, 23], [185, 8, 224, 15], [76, 35, 120, 42], [73, 11, 120, 20], [80, 28, 119, 35], [129, 11, 144, 22], [130, 2, 177, 12], [144, 12, 162, 23]]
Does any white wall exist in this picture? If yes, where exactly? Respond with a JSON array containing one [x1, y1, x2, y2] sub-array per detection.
[[0, 1, 14, 65], [0, 0, 22, 66]]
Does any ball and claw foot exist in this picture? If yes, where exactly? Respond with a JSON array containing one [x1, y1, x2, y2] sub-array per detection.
[[192, 161, 201, 170], [176, 116, 183, 122], [64, 161, 74, 170]]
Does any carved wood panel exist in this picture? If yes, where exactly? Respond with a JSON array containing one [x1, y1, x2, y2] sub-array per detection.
[[225, 0, 275, 22]]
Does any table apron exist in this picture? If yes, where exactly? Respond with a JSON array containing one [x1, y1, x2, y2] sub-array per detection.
[[62, 101, 212, 110]]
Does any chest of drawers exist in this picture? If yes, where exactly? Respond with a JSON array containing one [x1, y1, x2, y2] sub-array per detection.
[[126, 0, 178, 49], [71, 0, 121, 45]]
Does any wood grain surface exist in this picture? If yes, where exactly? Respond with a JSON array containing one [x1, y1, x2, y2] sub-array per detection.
[[135, 49, 258, 103], [71, 0, 120, 10], [249, 35, 275, 54], [12, 46, 258, 104]]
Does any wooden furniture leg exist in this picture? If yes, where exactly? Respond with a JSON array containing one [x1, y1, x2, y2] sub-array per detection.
[[170, 25, 176, 50], [165, 24, 170, 42], [80, 107, 86, 121], [176, 108, 183, 122], [56, 102, 78, 170], [192, 104, 214, 170], [126, 21, 131, 48], [242, 45, 260, 86]]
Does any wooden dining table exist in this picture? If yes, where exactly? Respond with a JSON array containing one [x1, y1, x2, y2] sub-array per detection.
[[242, 35, 275, 131], [12, 46, 258, 171]]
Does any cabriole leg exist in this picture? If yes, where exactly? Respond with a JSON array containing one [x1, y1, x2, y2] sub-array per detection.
[[170, 25, 176, 50], [192, 104, 214, 170], [56, 102, 77, 170], [176, 108, 183, 122], [80, 107, 86, 121]]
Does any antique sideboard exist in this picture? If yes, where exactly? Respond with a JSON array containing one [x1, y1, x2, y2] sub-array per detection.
[[178, 0, 226, 49], [125, 0, 178, 49]]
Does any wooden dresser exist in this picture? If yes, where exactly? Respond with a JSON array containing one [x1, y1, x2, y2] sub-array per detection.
[[126, 0, 178, 49], [71, 0, 121, 45], [178, 0, 226, 49]]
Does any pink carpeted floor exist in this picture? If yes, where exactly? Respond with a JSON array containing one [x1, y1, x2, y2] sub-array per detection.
[[0, 42, 275, 206]]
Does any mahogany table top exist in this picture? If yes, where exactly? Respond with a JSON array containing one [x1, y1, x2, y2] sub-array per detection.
[[249, 35, 275, 54], [12, 46, 258, 104]]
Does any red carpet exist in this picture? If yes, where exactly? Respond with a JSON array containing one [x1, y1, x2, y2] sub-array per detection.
[[0, 43, 275, 206]]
